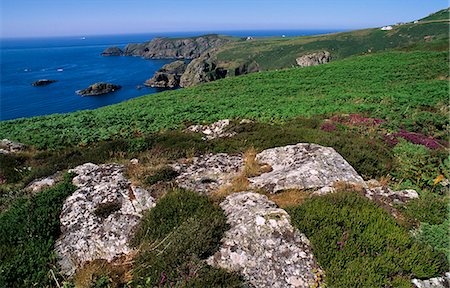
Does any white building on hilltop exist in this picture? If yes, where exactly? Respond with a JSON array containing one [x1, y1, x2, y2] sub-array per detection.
[[381, 26, 393, 31]]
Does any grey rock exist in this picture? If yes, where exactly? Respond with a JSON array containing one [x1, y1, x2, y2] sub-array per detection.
[[124, 34, 232, 59], [145, 60, 187, 88], [25, 172, 63, 193], [186, 119, 236, 140], [32, 79, 58, 86], [208, 192, 322, 288], [101, 46, 124, 56], [0, 139, 25, 153], [249, 143, 366, 193], [171, 153, 243, 194], [412, 272, 450, 288], [76, 82, 121, 96], [55, 163, 155, 276], [296, 51, 331, 67]]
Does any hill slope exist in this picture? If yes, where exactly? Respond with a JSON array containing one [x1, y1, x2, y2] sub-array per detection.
[[0, 50, 448, 149], [420, 8, 450, 21]]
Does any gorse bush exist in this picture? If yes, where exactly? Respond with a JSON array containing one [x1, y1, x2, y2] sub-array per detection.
[[401, 192, 448, 225], [0, 174, 76, 288], [287, 192, 447, 287], [132, 189, 244, 287]]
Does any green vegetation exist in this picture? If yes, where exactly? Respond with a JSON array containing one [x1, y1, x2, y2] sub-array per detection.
[[287, 192, 447, 287], [131, 189, 244, 287], [1, 51, 448, 150], [215, 21, 449, 70], [0, 174, 76, 288], [415, 220, 450, 262], [391, 140, 448, 191], [420, 8, 450, 21], [145, 166, 179, 185]]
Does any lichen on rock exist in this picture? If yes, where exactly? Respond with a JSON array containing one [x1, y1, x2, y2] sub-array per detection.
[[207, 192, 323, 288], [55, 163, 155, 276]]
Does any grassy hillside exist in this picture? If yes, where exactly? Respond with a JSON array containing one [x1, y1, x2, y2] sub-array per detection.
[[214, 21, 449, 71], [0, 50, 448, 150], [420, 8, 450, 21]]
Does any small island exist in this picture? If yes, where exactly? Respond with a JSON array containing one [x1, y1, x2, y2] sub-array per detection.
[[76, 82, 121, 96], [32, 79, 58, 86]]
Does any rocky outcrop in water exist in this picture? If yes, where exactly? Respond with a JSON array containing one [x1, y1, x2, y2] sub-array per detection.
[[207, 192, 323, 288], [76, 82, 121, 96], [32, 79, 57, 86], [144, 60, 187, 88], [296, 51, 331, 67], [123, 34, 233, 59], [55, 163, 156, 276], [101, 46, 124, 56]]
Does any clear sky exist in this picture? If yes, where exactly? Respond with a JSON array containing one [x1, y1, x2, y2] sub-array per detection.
[[1, 0, 448, 38]]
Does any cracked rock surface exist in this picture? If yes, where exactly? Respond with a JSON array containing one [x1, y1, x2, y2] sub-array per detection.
[[171, 153, 243, 194], [249, 143, 366, 193], [55, 163, 155, 276], [186, 119, 237, 140], [208, 192, 322, 288]]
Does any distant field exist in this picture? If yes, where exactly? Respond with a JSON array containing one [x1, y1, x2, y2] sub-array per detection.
[[215, 21, 449, 71], [1, 50, 448, 149]]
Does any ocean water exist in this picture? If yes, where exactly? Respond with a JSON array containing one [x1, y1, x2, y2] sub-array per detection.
[[0, 29, 341, 121]]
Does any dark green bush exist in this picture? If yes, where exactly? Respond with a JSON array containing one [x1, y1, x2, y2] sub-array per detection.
[[416, 220, 450, 262], [401, 192, 448, 225], [0, 154, 29, 183], [287, 192, 447, 287], [145, 166, 179, 185], [0, 174, 76, 287], [132, 189, 244, 287]]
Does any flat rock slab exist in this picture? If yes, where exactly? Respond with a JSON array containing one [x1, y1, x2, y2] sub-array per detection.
[[412, 272, 450, 288], [25, 171, 63, 193], [249, 143, 366, 193], [55, 163, 155, 276], [208, 192, 322, 288], [171, 153, 243, 194]]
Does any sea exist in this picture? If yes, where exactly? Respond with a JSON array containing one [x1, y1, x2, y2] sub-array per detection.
[[0, 29, 341, 121]]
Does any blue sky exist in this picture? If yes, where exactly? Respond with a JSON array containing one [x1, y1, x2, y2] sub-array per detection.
[[0, 0, 448, 38]]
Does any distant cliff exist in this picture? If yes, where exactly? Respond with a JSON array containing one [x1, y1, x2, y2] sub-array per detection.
[[122, 34, 237, 59]]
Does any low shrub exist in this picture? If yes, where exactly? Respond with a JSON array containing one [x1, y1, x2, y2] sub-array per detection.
[[0, 174, 76, 287], [131, 189, 244, 287], [401, 193, 448, 225], [287, 192, 447, 287], [391, 140, 448, 191], [145, 166, 179, 185], [415, 220, 450, 263]]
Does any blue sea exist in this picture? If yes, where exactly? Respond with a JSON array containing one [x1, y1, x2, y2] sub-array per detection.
[[0, 29, 341, 121]]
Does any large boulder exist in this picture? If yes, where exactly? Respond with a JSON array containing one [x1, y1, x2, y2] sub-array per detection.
[[249, 143, 366, 193], [101, 46, 124, 56], [55, 163, 155, 276], [144, 60, 187, 88], [123, 34, 233, 59], [412, 273, 450, 288], [296, 51, 331, 67], [207, 192, 323, 288], [76, 82, 121, 96]]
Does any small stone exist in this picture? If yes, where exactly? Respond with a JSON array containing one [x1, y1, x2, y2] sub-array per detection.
[[130, 158, 139, 165], [255, 216, 266, 226]]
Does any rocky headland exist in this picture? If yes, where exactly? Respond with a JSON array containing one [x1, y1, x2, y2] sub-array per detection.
[[101, 46, 124, 56], [144, 60, 187, 88]]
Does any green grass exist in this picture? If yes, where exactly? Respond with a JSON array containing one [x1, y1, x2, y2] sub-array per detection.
[[287, 192, 448, 287], [215, 21, 449, 70], [1, 51, 448, 150], [420, 8, 450, 21], [0, 174, 76, 288]]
